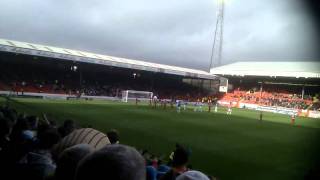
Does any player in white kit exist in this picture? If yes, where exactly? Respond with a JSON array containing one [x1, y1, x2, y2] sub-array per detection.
[[214, 103, 218, 112], [227, 103, 232, 115]]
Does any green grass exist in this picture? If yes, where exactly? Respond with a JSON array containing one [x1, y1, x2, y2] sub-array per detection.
[[1, 97, 320, 180]]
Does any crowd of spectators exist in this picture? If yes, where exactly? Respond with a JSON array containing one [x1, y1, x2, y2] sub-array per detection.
[[0, 79, 207, 102], [0, 104, 216, 180], [222, 88, 316, 110], [0, 58, 209, 101]]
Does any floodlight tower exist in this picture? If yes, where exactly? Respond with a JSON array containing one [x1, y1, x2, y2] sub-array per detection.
[[209, 0, 225, 70]]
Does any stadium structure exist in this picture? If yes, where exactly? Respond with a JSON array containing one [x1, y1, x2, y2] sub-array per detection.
[[210, 61, 320, 118], [0, 38, 319, 118], [0, 38, 220, 101], [1, 38, 320, 180], [0, 39, 215, 79], [210, 61, 320, 78]]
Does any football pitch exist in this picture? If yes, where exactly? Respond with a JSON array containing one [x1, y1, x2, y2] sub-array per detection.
[[1, 97, 320, 180]]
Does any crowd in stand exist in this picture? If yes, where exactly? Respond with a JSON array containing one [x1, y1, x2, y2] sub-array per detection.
[[2, 77, 319, 111], [0, 79, 206, 102], [221, 89, 317, 110], [0, 60, 208, 101], [0, 104, 216, 180]]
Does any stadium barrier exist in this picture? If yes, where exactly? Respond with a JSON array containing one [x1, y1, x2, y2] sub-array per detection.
[[217, 100, 238, 107], [237, 102, 298, 115], [74, 95, 119, 101], [0, 91, 120, 101], [238, 102, 258, 110], [256, 106, 298, 115], [218, 100, 319, 119], [0, 91, 71, 100], [308, 110, 320, 118], [299, 109, 309, 117]]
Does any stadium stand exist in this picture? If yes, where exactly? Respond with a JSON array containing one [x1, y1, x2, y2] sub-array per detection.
[[210, 61, 320, 78], [220, 89, 313, 109], [0, 51, 213, 101], [210, 61, 320, 117], [0, 38, 215, 80]]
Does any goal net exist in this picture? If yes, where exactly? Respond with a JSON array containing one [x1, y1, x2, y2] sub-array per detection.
[[121, 90, 153, 102]]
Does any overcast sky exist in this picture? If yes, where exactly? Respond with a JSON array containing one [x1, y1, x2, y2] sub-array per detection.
[[0, 0, 318, 70]]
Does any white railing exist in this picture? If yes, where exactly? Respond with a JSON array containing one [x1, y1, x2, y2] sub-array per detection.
[[0, 91, 119, 101]]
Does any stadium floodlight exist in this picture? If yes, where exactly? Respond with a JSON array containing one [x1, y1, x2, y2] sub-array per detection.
[[209, 0, 227, 69], [71, 65, 78, 71], [121, 90, 153, 103]]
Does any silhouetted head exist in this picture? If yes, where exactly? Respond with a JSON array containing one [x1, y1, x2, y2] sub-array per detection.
[[63, 119, 75, 129], [55, 144, 94, 180], [0, 117, 12, 139], [58, 119, 76, 137], [172, 146, 189, 168], [37, 128, 61, 150], [75, 144, 145, 180], [26, 115, 39, 130], [107, 129, 119, 144], [176, 170, 210, 180]]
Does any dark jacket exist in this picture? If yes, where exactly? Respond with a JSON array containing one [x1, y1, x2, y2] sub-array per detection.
[[18, 150, 56, 180]]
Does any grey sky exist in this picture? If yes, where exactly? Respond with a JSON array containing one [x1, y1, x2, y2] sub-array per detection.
[[0, 0, 318, 70]]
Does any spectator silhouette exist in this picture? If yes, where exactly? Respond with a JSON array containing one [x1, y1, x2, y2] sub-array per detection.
[[161, 146, 190, 180], [0, 116, 15, 178], [58, 119, 75, 137], [0, 117, 11, 150], [55, 144, 94, 180], [18, 128, 61, 180], [107, 129, 119, 144], [146, 165, 157, 180], [75, 144, 145, 180], [176, 170, 210, 180]]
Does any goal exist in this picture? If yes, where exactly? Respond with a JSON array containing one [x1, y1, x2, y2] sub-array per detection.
[[121, 90, 153, 102]]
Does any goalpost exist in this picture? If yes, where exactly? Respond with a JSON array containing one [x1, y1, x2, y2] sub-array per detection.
[[121, 90, 153, 103]]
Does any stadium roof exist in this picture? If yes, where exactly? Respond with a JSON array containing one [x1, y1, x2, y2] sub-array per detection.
[[0, 38, 216, 80], [210, 61, 320, 78]]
